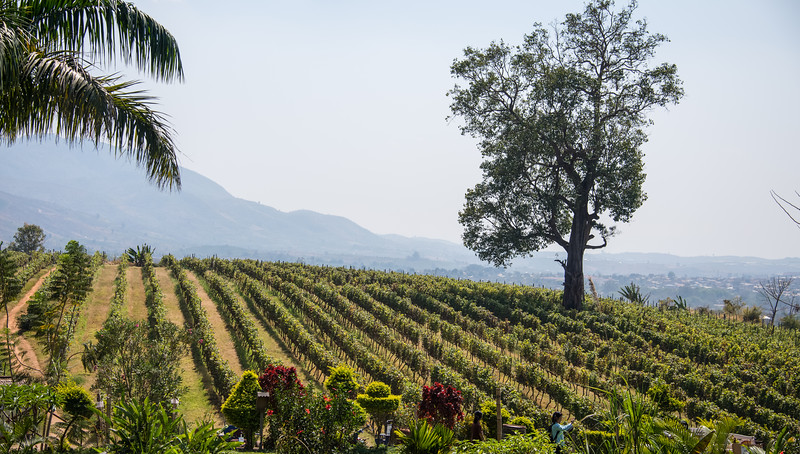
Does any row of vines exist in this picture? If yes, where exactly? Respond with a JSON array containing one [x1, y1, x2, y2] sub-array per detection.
[[163, 257, 798, 445]]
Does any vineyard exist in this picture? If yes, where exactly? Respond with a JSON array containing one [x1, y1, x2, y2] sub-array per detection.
[[5, 251, 800, 452]]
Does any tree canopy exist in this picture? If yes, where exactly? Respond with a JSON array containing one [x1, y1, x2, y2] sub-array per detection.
[[0, 0, 184, 189], [449, 0, 682, 309], [10, 223, 45, 253]]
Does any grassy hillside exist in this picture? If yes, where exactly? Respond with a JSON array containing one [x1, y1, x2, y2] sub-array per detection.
[[9, 255, 799, 449]]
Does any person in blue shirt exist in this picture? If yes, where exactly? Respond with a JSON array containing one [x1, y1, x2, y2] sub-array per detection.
[[550, 411, 574, 453]]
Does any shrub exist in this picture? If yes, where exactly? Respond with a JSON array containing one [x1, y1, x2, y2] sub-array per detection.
[[780, 314, 800, 331], [357, 381, 401, 434], [509, 416, 535, 434], [259, 364, 305, 406], [54, 381, 95, 447], [365, 381, 392, 398], [418, 383, 464, 430], [324, 365, 360, 399], [395, 418, 455, 454], [106, 398, 180, 454], [480, 399, 511, 439], [221, 371, 261, 449], [742, 305, 763, 323], [269, 390, 367, 454], [450, 432, 554, 453]]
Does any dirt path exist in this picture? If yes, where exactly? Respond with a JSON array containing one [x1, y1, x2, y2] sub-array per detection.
[[184, 271, 245, 376], [5, 268, 54, 378]]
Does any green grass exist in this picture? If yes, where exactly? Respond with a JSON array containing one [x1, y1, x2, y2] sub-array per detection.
[[68, 264, 116, 387], [156, 267, 222, 424]]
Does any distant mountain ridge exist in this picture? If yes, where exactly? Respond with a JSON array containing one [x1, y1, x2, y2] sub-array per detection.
[[2, 139, 799, 277], [0, 140, 477, 269]]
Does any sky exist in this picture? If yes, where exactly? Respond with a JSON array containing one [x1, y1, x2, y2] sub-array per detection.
[[128, 0, 799, 259]]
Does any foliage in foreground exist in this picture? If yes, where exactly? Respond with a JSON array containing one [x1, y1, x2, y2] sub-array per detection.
[[0, 0, 185, 189], [450, 432, 555, 454], [105, 398, 241, 454], [394, 418, 455, 454]]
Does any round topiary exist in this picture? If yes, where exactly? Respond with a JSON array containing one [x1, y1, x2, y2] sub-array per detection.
[[324, 365, 360, 399], [509, 416, 535, 434], [55, 382, 94, 420], [365, 381, 391, 398]]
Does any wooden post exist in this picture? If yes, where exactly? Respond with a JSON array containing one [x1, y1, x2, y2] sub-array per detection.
[[496, 388, 502, 441]]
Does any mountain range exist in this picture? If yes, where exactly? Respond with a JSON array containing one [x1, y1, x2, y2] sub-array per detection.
[[2, 139, 799, 278]]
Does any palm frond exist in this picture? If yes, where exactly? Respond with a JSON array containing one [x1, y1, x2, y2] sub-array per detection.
[[0, 16, 30, 87], [4, 49, 180, 189], [22, 0, 183, 82]]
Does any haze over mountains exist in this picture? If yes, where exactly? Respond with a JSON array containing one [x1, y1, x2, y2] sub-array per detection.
[[2, 140, 798, 278]]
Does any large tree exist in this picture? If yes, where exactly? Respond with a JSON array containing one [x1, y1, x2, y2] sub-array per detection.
[[449, 0, 683, 309], [0, 0, 184, 189], [10, 223, 45, 253]]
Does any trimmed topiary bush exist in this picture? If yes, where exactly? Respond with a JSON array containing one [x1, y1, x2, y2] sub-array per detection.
[[324, 364, 360, 399], [357, 381, 401, 434], [221, 371, 261, 449]]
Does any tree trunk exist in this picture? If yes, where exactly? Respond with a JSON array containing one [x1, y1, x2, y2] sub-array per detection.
[[562, 228, 587, 311]]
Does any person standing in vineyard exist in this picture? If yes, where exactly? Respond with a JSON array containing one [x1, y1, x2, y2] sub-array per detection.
[[469, 411, 485, 442], [550, 411, 574, 453]]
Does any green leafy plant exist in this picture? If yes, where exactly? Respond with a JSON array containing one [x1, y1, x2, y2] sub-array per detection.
[[171, 421, 242, 454], [451, 432, 555, 453], [325, 364, 361, 399], [762, 426, 796, 454], [479, 399, 511, 439], [0, 383, 56, 454], [0, 241, 23, 377], [220, 371, 261, 449], [104, 398, 179, 454], [742, 305, 764, 323], [395, 418, 454, 454], [54, 381, 95, 448], [619, 283, 651, 306], [356, 381, 401, 435], [125, 244, 154, 267], [508, 415, 534, 434], [82, 315, 187, 406]]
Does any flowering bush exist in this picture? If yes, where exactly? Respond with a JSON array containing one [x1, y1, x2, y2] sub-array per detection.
[[268, 389, 367, 454], [418, 382, 464, 430], [324, 365, 360, 399], [259, 365, 305, 404], [258, 365, 305, 449]]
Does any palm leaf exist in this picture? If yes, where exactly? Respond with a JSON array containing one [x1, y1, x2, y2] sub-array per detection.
[[22, 0, 183, 82], [1, 0, 184, 189], [691, 431, 715, 454], [4, 49, 180, 188]]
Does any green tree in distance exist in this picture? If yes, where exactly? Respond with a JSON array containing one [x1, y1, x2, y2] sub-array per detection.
[[9, 223, 45, 254], [40, 240, 92, 382], [0, 242, 23, 378], [0, 0, 184, 189], [449, 0, 683, 310]]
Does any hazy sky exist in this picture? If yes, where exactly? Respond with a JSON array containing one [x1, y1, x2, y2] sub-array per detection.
[[130, 0, 799, 259]]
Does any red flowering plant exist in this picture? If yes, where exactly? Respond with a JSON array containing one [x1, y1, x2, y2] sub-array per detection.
[[258, 364, 305, 405], [418, 382, 464, 430], [258, 365, 305, 449], [272, 390, 367, 453], [263, 365, 368, 453]]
